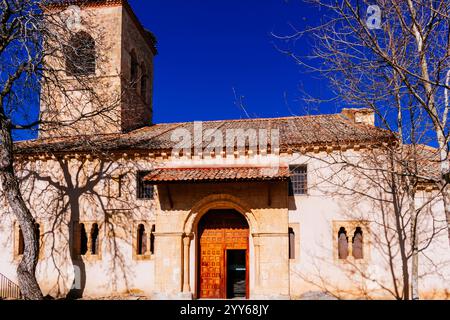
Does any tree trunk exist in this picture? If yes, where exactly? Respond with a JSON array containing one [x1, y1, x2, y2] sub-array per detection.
[[437, 130, 450, 246], [0, 118, 43, 300], [407, 0, 450, 246], [440, 187, 450, 246], [408, 188, 419, 300], [390, 155, 410, 300]]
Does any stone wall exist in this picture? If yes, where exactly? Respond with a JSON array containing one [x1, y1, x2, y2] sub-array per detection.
[[153, 182, 290, 299], [39, 3, 155, 138], [0, 150, 449, 299], [120, 5, 154, 131]]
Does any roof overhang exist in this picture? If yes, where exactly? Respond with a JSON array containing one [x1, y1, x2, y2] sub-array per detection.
[[143, 166, 290, 184]]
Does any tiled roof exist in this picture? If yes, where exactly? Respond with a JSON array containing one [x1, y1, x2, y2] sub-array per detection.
[[44, 0, 124, 8], [15, 113, 394, 155], [403, 144, 444, 183], [144, 166, 290, 183], [43, 0, 124, 10]]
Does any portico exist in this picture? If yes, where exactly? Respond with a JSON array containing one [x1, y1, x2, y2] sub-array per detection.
[[148, 168, 290, 300]]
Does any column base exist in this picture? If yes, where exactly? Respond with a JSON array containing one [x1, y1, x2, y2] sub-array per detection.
[[250, 294, 291, 300], [151, 292, 194, 300], [178, 292, 194, 300]]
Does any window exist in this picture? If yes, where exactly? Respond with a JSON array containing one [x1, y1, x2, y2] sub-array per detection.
[[136, 224, 147, 255], [133, 222, 154, 260], [137, 171, 154, 199], [79, 223, 88, 256], [18, 227, 24, 256], [73, 222, 100, 258], [338, 227, 348, 260], [34, 223, 41, 252], [65, 31, 96, 76], [288, 227, 295, 260], [90, 223, 99, 255], [289, 165, 308, 195], [130, 50, 138, 89], [352, 227, 363, 259], [16, 223, 41, 256], [150, 224, 155, 255], [333, 222, 368, 262]]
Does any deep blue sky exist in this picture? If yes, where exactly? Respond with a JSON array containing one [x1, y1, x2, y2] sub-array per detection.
[[9, 0, 338, 141], [129, 0, 335, 124]]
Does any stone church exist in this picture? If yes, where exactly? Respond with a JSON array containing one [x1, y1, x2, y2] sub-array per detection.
[[0, 0, 449, 300]]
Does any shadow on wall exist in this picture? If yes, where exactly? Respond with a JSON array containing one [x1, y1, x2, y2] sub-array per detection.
[[289, 147, 450, 300], [18, 157, 156, 299], [157, 181, 289, 213]]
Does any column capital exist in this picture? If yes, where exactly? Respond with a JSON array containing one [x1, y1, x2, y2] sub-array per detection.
[[183, 233, 193, 245], [184, 232, 194, 239]]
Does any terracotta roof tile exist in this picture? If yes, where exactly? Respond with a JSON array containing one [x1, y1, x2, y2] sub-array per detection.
[[144, 166, 290, 183], [44, 0, 124, 8], [15, 113, 394, 155]]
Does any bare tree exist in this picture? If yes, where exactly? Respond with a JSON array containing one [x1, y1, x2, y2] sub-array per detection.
[[274, 0, 450, 299], [0, 0, 122, 299], [275, 0, 450, 242]]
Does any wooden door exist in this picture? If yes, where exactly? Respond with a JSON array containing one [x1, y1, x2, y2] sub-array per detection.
[[198, 210, 249, 299], [199, 229, 225, 298]]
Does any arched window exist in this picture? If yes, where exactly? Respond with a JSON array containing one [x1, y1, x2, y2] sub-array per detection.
[[130, 50, 138, 89], [288, 227, 295, 259], [65, 31, 96, 76], [338, 227, 348, 259], [150, 225, 155, 255], [17, 223, 41, 256], [34, 223, 41, 252], [18, 227, 24, 255], [79, 223, 88, 256], [352, 227, 363, 259], [136, 224, 147, 255], [90, 223, 99, 255]]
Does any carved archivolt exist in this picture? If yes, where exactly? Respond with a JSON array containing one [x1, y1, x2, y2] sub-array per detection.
[[183, 194, 258, 234]]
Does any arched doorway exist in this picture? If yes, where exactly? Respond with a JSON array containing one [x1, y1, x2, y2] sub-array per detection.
[[197, 209, 249, 299]]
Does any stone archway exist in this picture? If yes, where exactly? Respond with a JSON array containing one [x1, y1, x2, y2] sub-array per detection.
[[180, 194, 258, 299], [183, 194, 258, 235]]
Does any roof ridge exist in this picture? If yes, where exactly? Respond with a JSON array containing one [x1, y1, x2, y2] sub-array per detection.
[[154, 165, 288, 170], [139, 113, 342, 128]]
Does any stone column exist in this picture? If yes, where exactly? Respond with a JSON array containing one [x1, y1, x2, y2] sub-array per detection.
[[182, 234, 192, 293], [253, 235, 261, 288], [145, 226, 151, 256], [86, 223, 92, 256]]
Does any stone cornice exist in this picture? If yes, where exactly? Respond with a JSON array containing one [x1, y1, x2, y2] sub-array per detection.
[[44, 0, 124, 10], [13, 141, 392, 162]]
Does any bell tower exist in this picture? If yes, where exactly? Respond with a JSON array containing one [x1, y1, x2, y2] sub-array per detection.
[[40, 0, 157, 138]]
